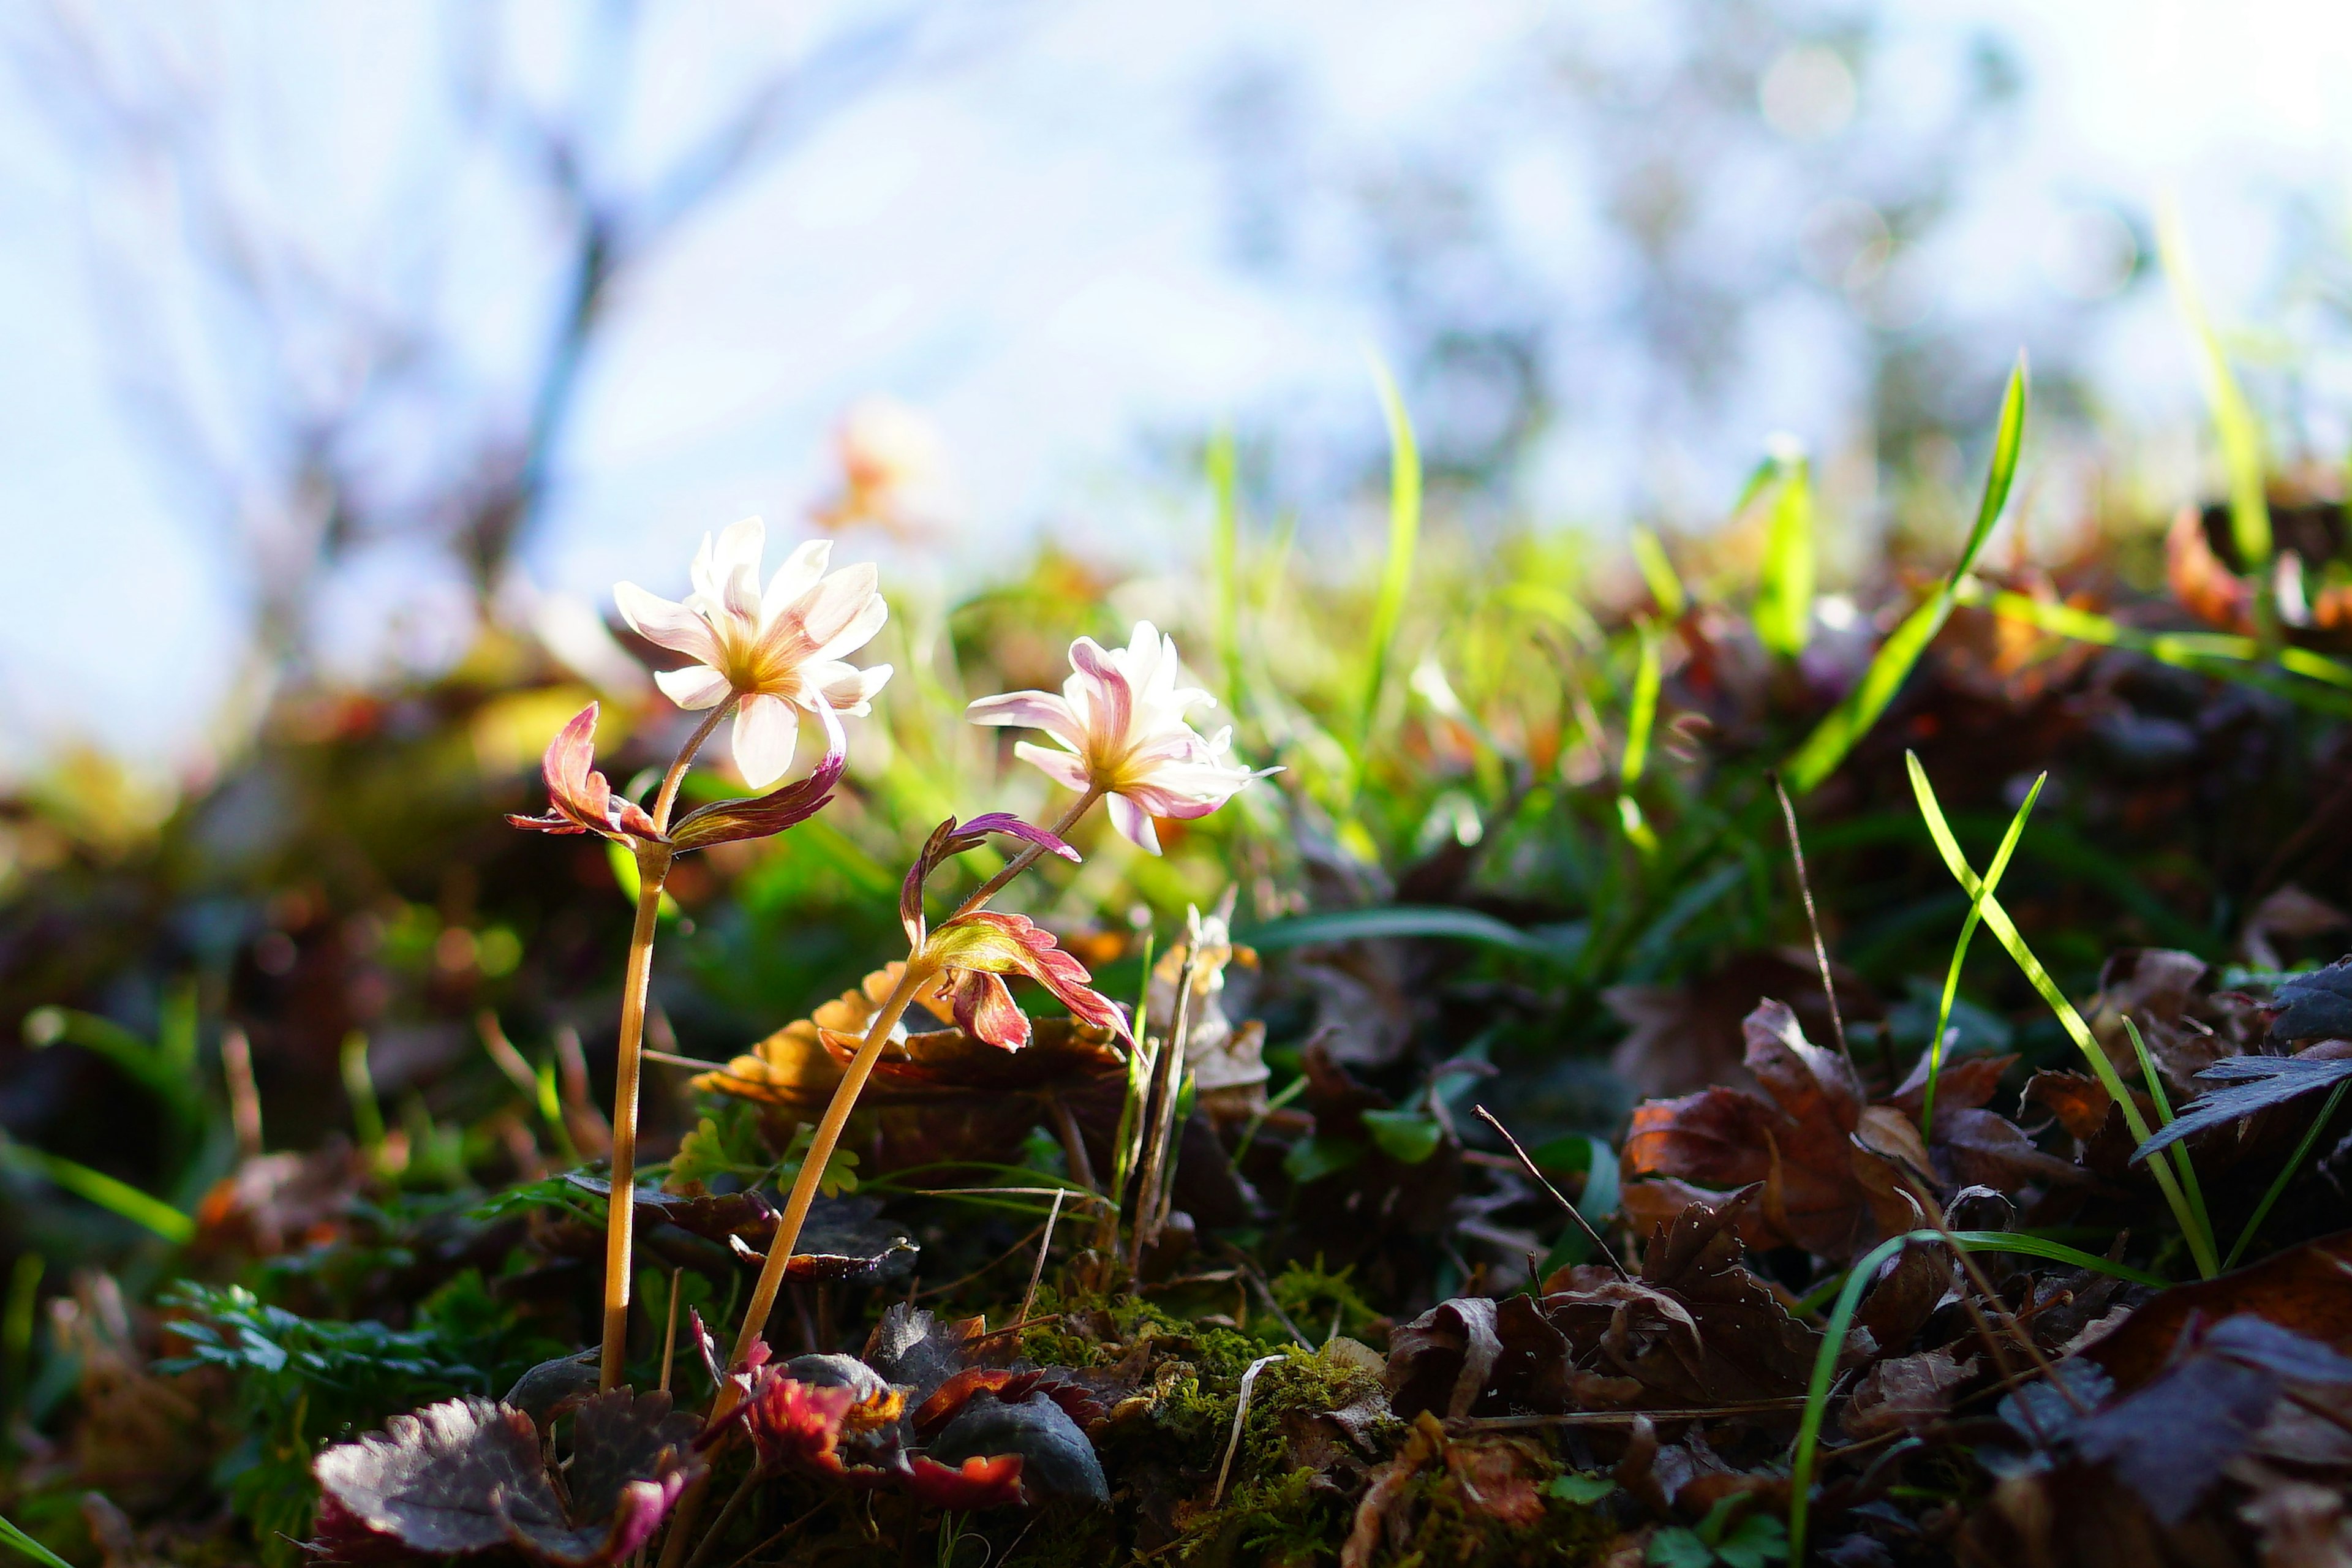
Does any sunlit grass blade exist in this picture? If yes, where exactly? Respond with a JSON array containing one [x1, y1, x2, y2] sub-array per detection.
[[2225, 1079, 2350, 1269], [0, 1132, 194, 1244], [1785, 356, 2026, 794], [1921, 772, 2043, 1134], [2121, 1016, 2216, 1264], [2161, 195, 2270, 569], [1, 1512, 75, 1568], [1207, 424, 1243, 706], [1751, 443, 1815, 659], [1905, 753, 2220, 1278], [1787, 1229, 2165, 1562], [1353, 351, 1423, 777], [1621, 619, 1661, 788], [1629, 526, 1687, 619], [1956, 584, 2352, 715]]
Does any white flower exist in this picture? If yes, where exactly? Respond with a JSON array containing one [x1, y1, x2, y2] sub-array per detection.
[[967, 621, 1274, 853], [614, 518, 892, 788]]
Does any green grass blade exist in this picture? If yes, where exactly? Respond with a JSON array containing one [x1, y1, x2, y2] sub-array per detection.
[[1788, 1227, 2166, 1562], [1921, 774, 2044, 1134], [1905, 754, 2220, 1278], [1784, 360, 2026, 795], [1, 1512, 75, 1568], [0, 1133, 194, 1244], [2225, 1079, 2349, 1269], [1355, 352, 1423, 767], [2160, 197, 2270, 568], [1950, 353, 2029, 584], [1752, 448, 1815, 659], [1240, 905, 1556, 956], [24, 1006, 202, 1127], [1621, 619, 1662, 788], [1958, 585, 2352, 714], [1208, 424, 1243, 706], [1629, 527, 1686, 618], [2121, 1015, 2216, 1265]]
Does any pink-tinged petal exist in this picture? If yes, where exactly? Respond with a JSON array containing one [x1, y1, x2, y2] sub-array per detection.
[[810, 661, 892, 715], [1012, 741, 1092, 794], [965, 691, 1085, 750], [1107, 791, 1163, 854], [654, 665, 732, 709], [710, 517, 767, 621], [615, 582, 724, 665], [811, 590, 888, 663], [788, 562, 881, 651], [950, 970, 1030, 1048], [732, 692, 801, 789], [1066, 638, 1133, 752], [761, 538, 832, 624]]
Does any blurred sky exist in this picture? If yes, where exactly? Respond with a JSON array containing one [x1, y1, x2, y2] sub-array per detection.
[[6, 0, 2352, 774]]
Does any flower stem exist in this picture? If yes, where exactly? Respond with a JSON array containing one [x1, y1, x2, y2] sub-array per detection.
[[597, 702, 731, 1392], [724, 959, 936, 1381], [949, 786, 1104, 921]]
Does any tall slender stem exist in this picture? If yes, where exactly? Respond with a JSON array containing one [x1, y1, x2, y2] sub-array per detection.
[[725, 960, 937, 1379], [597, 701, 731, 1392], [950, 787, 1104, 921]]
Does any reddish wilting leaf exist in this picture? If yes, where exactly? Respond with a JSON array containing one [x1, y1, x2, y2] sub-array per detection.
[[1621, 1001, 1931, 1260], [2167, 503, 2254, 632], [911, 1366, 1109, 1439], [1605, 949, 1881, 1099], [193, 1140, 364, 1256], [905, 1453, 1027, 1510], [725, 1343, 907, 1480], [2084, 1231, 2352, 1392], [1442, 1436, 1550, 1527], [2022, 1069, 2115, 1145], [1842, 1349, 1977, 1439], [921, 911, 1130, 1047], [922, 1390, 1107, 1504], [311, 1392, 702, 1567], [505, 704, 664, 845]]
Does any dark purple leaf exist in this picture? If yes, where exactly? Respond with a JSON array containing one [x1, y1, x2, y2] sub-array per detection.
[[666, 749, 843, 851], [2131, 1054, 2352, 1163], [2268, 959, 2352, 1042]]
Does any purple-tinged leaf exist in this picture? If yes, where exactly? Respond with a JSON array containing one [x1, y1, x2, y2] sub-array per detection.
[[666, 748, 844, 852]]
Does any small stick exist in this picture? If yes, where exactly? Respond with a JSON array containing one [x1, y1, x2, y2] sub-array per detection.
[[1473, 1105, 1627, 1281], [658, 1266, 684, 1394], [1130, 925, 1200, 1273], [1899, 1176, 2086, 1419], [643, 1049, 734, 1072], [1213, 1355, 1286, 1506], [1771, 772, 1852, 1067], [220, 1023, 263, 1159], [1019, 1189, 1065, 1326], [1449, 1400, 1806, 1430], [1218, 1242, 1310, 1347]]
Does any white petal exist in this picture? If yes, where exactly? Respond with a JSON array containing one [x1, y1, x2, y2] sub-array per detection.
[[1012, 740, 1093, 794], [761, 539, 832, 626], [789, 562, 881, 650], [614, 582, 723, 665], [1107, 791, 1163, 854], [711, 517, 766, 622], [965, 691, 1085, 749], [732, 692, 800, 788], [812, 589, 888, 662], [806, 660, 892, 715], [654, 665, 732, 709]]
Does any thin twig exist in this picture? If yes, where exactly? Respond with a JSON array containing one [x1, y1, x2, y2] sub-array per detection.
[[643, 1048, 735, 1072], [1899, 1176, 2086, 1422], [1131, 922, 1200, 1275], [1219, 1241, 1310, 1347], [658, 1266, 683, 1395], [1450, 1400, 1806, 1431], [1473, 1105, 1628, 1281], [1771, 772, 1851, 1066], [1019, 1189, 1065, 1325]]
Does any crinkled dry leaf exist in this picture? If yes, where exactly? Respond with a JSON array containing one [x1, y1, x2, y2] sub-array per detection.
[[312, 1392, 702, 1567], [1842, 1349, 1976, 1439]]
